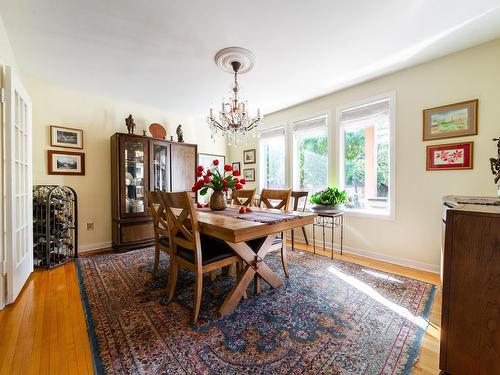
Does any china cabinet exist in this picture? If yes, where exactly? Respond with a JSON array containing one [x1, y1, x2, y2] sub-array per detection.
[[111, 133, 197, 251]]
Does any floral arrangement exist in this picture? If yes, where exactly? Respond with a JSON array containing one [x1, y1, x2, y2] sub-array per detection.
[[191, 159, 246, 195], [310, 186, 347, 207]]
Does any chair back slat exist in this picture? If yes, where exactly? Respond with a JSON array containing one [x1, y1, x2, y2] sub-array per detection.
[[259, 188, 292, 211], [147, 191, 170, 239], [291, 191, 309, 212], [160, 192, 201, 258], [231, 189, 256, 207]]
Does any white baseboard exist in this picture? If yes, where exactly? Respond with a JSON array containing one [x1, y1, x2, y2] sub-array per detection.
[[79, 241, 112, 253], [288, 236, 440, 274]]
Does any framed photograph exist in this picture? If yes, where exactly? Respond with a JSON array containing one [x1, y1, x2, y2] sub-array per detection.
[[243, 168, 256, 182], [243, 149, 256, 164], [50, 125, 83, 149], [423, 99, 478, 141], [232, 162, 241, 172], [198, 153, 225, 171], [48, 150, 85, 175], [426, 142, 473, 171]]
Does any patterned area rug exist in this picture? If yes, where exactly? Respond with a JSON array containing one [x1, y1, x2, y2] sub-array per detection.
[[77, 249, 436, 375]]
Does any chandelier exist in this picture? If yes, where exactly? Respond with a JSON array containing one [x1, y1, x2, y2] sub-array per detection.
[[208, 47, 263, 146]]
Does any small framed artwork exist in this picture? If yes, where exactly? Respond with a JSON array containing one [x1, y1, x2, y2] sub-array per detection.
[[50, 125, 83, 149], [423, 99, 478, 141], [48, 150, 85, 175], [243, 168, 256, 182], [426, 142, 473, 171], [198, 153, 225, 171], [232, 162, 241, 172], [243, 149, 256, 164]]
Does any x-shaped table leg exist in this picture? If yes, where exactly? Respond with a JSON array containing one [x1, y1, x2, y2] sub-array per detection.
[[219, 234, 283, 316]]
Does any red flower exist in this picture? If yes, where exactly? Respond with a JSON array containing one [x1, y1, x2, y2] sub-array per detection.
[[222, 179, 229, 186], [197, 165, 204, 172], [204, 176, 212, 183], [206, 169, 211, 176], [233, 170, 240, 177], [224, 164, 232, 172], [196, 202, 203, 208], [191, 186, 198, 192], [213, 159, 219, 166], [196, 179, 205, 188], [233, 178, 239, 183], [196, 171, 203, 177], [223, 187, 229, 192], [239, 206, 246, 214], [239, 178, 246, 184], [235, 183, 243, 190]]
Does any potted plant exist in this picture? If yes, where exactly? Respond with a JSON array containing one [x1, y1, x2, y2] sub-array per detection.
[[309, 187, 347, 212], [191, 159, 246, 210]]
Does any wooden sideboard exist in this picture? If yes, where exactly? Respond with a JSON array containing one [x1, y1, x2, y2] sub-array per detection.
[[111, 133, 197, 251], [440, 196, 500, 374]]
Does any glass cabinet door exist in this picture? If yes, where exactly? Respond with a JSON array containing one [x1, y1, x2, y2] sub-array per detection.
[[122, 138, 147, 215], [152, 142, 169, 192]]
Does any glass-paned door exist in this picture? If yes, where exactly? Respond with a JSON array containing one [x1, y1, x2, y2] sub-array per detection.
[[151, 141, 170, 192], [121, 137, 148, 216]]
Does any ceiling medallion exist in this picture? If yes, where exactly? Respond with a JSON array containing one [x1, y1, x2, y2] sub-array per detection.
[[208, 47, 262, 146]]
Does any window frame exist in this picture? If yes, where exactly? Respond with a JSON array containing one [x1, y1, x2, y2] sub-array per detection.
[[336, 91, 396, 220], [258, 125, 287, 191]]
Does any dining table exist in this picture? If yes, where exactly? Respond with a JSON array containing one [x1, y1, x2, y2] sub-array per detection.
[[193, 205, 316, 316]]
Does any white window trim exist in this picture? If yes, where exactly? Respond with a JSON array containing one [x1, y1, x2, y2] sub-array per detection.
[[258, 124, 286, 191], [336, 91, 396, 220]]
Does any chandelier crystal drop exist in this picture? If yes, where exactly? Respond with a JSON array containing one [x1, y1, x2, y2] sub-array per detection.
[[208, 48, 262, 146]]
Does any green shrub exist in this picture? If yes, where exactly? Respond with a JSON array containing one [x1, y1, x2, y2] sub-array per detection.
[[310, 187, 347, 207]]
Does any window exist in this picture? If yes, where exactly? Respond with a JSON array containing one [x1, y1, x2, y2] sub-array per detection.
[[259, 127, 286, 189], [338, 94, 395, 217], [292, 115, 328, 195]]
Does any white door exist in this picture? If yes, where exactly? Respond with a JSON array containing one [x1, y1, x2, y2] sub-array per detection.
[[4, 66, 33, 304]]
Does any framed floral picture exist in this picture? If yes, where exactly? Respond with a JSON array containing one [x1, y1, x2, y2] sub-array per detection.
[[48, 150, 85, 175], [243, 149, 256, 164], [423, 99, 478, 141], [243, 168, 255, 181], [232, 162, 241, 172], [426, 142, 473, 170], [50, 125, 83, 149]]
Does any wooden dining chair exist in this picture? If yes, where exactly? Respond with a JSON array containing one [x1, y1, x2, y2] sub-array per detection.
[[290, 191, 309, 250], [254, 188, 292, 290], [160, 191, 241, 323], [146, 191, 171, 277], [230, 189, 256, 207]]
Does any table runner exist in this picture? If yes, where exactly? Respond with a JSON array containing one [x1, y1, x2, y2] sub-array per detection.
[[197, 206, 301, 225]]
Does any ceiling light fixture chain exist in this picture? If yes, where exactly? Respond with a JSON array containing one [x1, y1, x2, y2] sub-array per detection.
[[208, 47, 262, 146]]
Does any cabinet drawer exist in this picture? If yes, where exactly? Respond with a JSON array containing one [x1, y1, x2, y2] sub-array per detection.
[[120, 222, 154, 243]]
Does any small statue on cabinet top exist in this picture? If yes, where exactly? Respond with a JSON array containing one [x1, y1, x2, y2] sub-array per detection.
[[125, 114, 136, 134], [490, 136, 500, 184], [176, 124, 184, 143]]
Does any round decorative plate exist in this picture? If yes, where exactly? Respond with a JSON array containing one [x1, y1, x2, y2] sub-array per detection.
[[149, 123, 167, 139]]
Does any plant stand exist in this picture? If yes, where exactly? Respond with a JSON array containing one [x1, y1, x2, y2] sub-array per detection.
[[312, 211, 344, 258]]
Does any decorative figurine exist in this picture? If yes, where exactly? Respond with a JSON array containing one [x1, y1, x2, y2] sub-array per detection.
[[490, 137, 500, 184], [125, 114, 136, 134], [176, 124, 184, 143], [142, 130, 147, 136], [170, 136, 174, 142]]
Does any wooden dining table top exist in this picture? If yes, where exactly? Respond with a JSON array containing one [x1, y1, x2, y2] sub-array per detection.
[[194, 205, 316, 243]]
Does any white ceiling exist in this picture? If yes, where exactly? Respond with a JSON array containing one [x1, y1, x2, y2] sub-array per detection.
[[2, 0, 500, 117]]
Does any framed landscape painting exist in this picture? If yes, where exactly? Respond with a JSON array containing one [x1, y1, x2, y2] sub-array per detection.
[[50, 125, 83, 149], [243, 149, 256, 164], [232, 162, 241, 172], [423, 99, 478, 141], [243, 168, 255, 182], [426, 142, 473, 171], [48, 150, 85, 175]]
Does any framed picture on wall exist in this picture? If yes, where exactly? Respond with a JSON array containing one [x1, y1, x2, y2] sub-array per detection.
[[50, 125, 84, 149], [426, 142, 473, 170], [198, 153, 225, 172], [232, 162, 241, 172], [243, 149, 256, 164], [423, 99, 478, 141], [48, 150, 85, 175], [243, 168, 255, 182]]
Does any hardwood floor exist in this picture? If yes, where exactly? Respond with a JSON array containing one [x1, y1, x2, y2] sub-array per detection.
[[0, 244, 441, 375]]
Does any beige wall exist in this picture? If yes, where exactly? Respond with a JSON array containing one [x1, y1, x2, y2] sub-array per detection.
[[26, 76, 226, 251], [230, 38, 500, 272], [0, 14, 19, 72]]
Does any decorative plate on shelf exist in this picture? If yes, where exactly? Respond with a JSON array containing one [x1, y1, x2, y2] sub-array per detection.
[[149, 123, 167, 139]]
